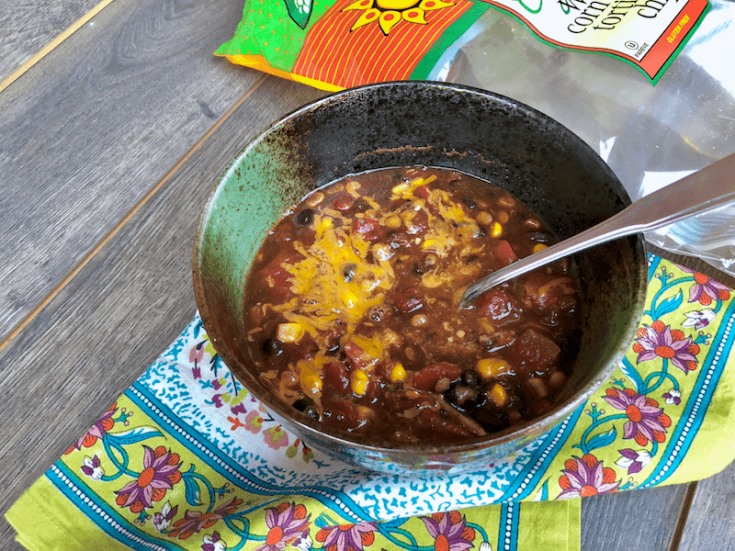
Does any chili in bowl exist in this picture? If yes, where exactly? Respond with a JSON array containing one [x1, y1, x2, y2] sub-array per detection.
[[192, 81, 647, 474]]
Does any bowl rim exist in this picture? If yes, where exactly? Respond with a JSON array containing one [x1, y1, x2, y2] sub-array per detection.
[[192, 80, 649, 459]]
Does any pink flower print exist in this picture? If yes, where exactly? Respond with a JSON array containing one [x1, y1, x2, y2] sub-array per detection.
[[255, 502, 311, 551], [680, 267, 731, 305], [245, 410, 264, 434], [420, 511, 475, 551], [683, 309, 716, 330], [169, 497, 244, 539], [190, 345, 205, 364], [616, 449, 652, 475], [66, 402, 117, 454], [264, 426, 289, 450], [558, 454, 620, 499], [632, 320, 699, 373], [202, 531, 227, 551], [603, 388, 672, 446], [115, 446, 182, 514], [153, 501, 178, 532], [81, 455, 104, 481], [316, 521, 377, 551]]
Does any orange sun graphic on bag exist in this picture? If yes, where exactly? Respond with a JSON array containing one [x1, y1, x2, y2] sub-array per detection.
[[343, 0, 455, 35]]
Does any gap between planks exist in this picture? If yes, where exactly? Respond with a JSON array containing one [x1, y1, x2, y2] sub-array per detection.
[[0, 0, 116, 94], [0, 74, 268, 356], [668, 482, 698, 551]]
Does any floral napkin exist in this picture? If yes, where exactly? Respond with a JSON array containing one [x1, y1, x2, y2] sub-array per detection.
[[6, 255, 735, 551]]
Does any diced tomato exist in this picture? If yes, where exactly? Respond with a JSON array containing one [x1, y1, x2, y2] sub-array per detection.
[[322, 399, 359, 428], [256, 251, 299, 301], [323, 362, 350, 393], [412, 362, 462, 391], [494, 240, 519, 267], [414, 409, 475, 439], [331, 193, 354, 211], [523, 273, 577, 313], [352, 218, 384, 241], [479, 289, 521, 325], [392, 287, 425, 314], [414, 185, 431, 200], [344, 342, 369, 369], [383, 390, 434, 413], [510, 328, 561, 372], [408, 209, 429, 235]]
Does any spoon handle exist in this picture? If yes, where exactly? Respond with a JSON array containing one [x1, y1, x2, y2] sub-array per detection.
[[460, 151, 735, 308]]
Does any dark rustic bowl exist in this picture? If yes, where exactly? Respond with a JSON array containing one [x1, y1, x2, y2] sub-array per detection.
[[192, 81, 647, 474]]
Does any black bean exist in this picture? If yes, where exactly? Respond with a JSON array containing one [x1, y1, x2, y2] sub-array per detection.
[[461, 370, 480, 388], [527, 231, 552, 243], [296, 209, 314, 225], [303, 406, 320, 420], [473, 407, 511, 432], [445, 385, 477, 408], [462, 196, 477, 209], [292, 398, 312, 412], [343, 263, 357, 282], [262, 338, 284, 357]]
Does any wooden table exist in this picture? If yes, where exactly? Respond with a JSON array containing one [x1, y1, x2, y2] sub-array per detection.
[[1, 2, 733, 550]]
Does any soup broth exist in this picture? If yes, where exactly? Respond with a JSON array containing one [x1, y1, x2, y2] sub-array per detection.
[[242, 167, 581, 445]]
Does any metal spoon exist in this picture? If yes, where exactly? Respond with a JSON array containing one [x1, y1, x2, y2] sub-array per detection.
[[459, 151, 735, 309]]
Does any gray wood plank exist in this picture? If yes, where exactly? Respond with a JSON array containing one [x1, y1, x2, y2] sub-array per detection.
[[675, 460, 735, 550], [581, 483, 691, 551], [0, 0, 103, 82], [0, 0, 260, 343], [0, 74, 324, 549]]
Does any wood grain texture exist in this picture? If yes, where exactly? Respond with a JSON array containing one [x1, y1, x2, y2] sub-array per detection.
[[676, 460, 735, 550], [581, 484, 692, 551], [0, 0, 104, 81], [0, 75, 325, 549], [0, 0, 260, 343]]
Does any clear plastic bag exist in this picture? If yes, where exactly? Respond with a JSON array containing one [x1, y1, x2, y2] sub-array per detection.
[[446, 0, 735, 280]]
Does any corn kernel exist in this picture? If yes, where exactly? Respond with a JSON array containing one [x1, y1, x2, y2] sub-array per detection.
[[276, 323, 304, 343], [489, 383, 508, 407], [340, 290, 359, 309], [389, 362, 407, 383], [301, 371, 323, 396], [351, 370, 369, 396], [532, 243, 548, 254], [421, 239, 437, 251], [385, 215, 402, 229], [491, 222, 503, 238], [476, 358, 511, 379]]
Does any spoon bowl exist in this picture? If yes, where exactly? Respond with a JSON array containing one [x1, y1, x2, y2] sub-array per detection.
[[460, 152, 735, 308]]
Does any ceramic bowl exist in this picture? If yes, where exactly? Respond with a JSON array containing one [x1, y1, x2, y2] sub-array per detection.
[[192, 81, 647, 474]]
